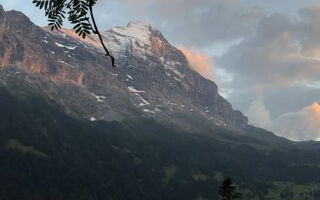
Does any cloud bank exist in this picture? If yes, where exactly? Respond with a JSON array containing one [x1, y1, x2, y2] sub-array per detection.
[[216, 5, 320, 141], [268, 102, 320, 141]]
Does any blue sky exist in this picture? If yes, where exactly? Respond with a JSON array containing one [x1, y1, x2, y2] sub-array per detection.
[[1, 0, 320, 141]]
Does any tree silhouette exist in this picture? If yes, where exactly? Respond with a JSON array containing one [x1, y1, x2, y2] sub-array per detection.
[[32, 0, 115, 66], [218, 178, 242, 200]]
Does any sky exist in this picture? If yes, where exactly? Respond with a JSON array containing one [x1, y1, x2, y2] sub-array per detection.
[[1, 0, 320, 141]]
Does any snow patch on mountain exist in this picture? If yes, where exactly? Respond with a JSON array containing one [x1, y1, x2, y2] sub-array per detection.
[[89, 117, 97, 121], [128, 86, 145, 93], [137, 95, 150, 106], [90, 92, 106, 103], [143, 109, 155, 114], [55, 42, 77, 50], [126, 74, 133, 80]]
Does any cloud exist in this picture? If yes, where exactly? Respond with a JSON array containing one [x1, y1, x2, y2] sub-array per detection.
[[218, 11, 320, 89], [268, 102, 320, 141], [307, 102, 320, 131], [245, 99, 270, 128], [245, 99, 320, 141], [244, 85, 271, 128], [215, 5, 320, 137], [178, 47, 216, 82], [263, 85, 320, 118], [95, 0, 264, 47], [298, 5, 320, 57]]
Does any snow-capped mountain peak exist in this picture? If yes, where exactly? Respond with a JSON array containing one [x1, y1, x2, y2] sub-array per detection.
[[102, 21, 154, 56], [110, 21, 152, 44]]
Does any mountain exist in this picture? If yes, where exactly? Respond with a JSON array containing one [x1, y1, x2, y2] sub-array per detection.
[[0, 5, 248, 133], [1, 5, 320, 200]]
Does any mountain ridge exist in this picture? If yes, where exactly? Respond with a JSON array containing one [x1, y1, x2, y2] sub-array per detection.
[[0, 6, 250, 135]]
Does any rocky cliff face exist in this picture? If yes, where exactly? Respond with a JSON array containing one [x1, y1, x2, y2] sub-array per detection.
[[0, 5, 248, 133]]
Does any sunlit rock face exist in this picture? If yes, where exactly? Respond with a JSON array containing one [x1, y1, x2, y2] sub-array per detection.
[[0, 7, 248, 133]]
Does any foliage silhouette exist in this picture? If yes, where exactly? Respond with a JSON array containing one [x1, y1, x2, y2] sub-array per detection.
[[32, 0, 115, 66], [219, 178, 242, 200]]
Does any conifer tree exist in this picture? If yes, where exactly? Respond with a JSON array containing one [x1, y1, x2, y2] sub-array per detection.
[[218, 178, 242, 200]]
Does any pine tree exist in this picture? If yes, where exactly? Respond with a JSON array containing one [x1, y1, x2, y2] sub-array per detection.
[[218, 178, 242, 200]]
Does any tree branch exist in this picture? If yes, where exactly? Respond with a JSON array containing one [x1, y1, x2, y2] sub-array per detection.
[[88, 2, 115, 67]]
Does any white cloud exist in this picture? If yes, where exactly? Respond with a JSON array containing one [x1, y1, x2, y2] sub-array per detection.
[[268, 102, 320, 141], [245, 99, 320, 141], [245, 99, 270, 128]]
